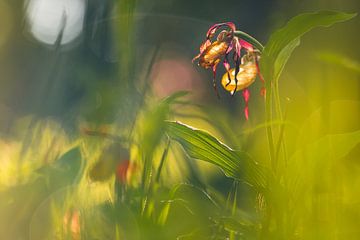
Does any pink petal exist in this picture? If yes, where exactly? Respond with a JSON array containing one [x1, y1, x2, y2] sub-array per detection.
[[206, 22, 236, 38], [225, 44, 233, 54], [232, 38, 242, 59], [223, 58, 230, 71], [242, 88, 250, 120], [243, 88, 250, 102], [239, 39, 253, 51], [244, 106, 249, 120]]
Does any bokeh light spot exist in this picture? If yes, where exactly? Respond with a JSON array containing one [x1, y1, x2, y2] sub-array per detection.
[[25, 0, 86, 46]]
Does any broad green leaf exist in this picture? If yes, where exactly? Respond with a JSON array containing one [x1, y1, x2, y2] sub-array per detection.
[[273, 38, 300, 82], [166, 121, 267, 189], [261, 11, 357, 83]]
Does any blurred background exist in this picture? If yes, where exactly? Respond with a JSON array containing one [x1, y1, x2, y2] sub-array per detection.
[[0, 0, 359, 239], [0, 0, 358, 126]]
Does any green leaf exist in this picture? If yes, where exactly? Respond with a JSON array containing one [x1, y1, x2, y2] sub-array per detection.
[[261, 11, 357, 83], [273, 38, 300, 82], [36, 147, 83, 188], [166, 121, 267, 189]]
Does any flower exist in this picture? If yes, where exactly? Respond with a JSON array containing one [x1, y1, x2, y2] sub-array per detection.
[[193, 22, 265, 119]]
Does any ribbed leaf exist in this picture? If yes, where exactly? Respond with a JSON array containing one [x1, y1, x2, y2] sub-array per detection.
[[261, 11, 357, 83], [166, 121, 267, 189]]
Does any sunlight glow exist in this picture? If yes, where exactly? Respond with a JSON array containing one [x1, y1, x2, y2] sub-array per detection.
[[25, 0, 86, 45]]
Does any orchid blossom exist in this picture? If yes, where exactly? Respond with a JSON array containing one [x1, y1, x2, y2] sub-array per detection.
[[193, 22, 264, 119]]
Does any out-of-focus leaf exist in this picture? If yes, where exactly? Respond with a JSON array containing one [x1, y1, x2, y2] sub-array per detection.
[[315, 51, 360, 73], [36, 147, 83, 188], [261, 11, 357, 83], [166, 121, 267, 189]]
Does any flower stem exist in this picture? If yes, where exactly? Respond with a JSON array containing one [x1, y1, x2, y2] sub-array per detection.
[[234, 30, 264, 52]]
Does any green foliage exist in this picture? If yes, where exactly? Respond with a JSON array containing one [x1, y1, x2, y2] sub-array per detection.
[[261, 11, 357, 84], [166, 121, 267, 189], [1, 8, 359, 240]]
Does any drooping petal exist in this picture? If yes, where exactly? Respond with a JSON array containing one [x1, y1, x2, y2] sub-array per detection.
[[223, 54, 231, 86], [206, 22, 236, 38], [239, 39, 254, 52], [216, 30, 226, 41], [232, 37, 242, 60], [231, 45, 241, 95], [243, 88, 250, 102], [223, 57, 231, 72], [244, 106, 249, 120], [242, 88, 250, 120]]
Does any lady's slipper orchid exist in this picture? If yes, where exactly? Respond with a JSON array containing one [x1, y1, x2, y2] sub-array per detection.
[[193, 22, 265, 119]]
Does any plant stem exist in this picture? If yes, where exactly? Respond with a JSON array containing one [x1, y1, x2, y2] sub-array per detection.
[[274, 81, 288, 169], [155, 138, 171, 183], [265, 83, 276, 171], [234, 30, 264, 52], [228, 181, 239, 240]]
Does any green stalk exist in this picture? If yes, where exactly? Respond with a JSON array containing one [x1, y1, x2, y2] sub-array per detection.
[[265, 83, 276, 171], [234, 30, 264, 52], [155, 138, 171, 183], [229, 181, 239, 240], [235, 30, 276, 171], [274, 81, 288, 170]]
